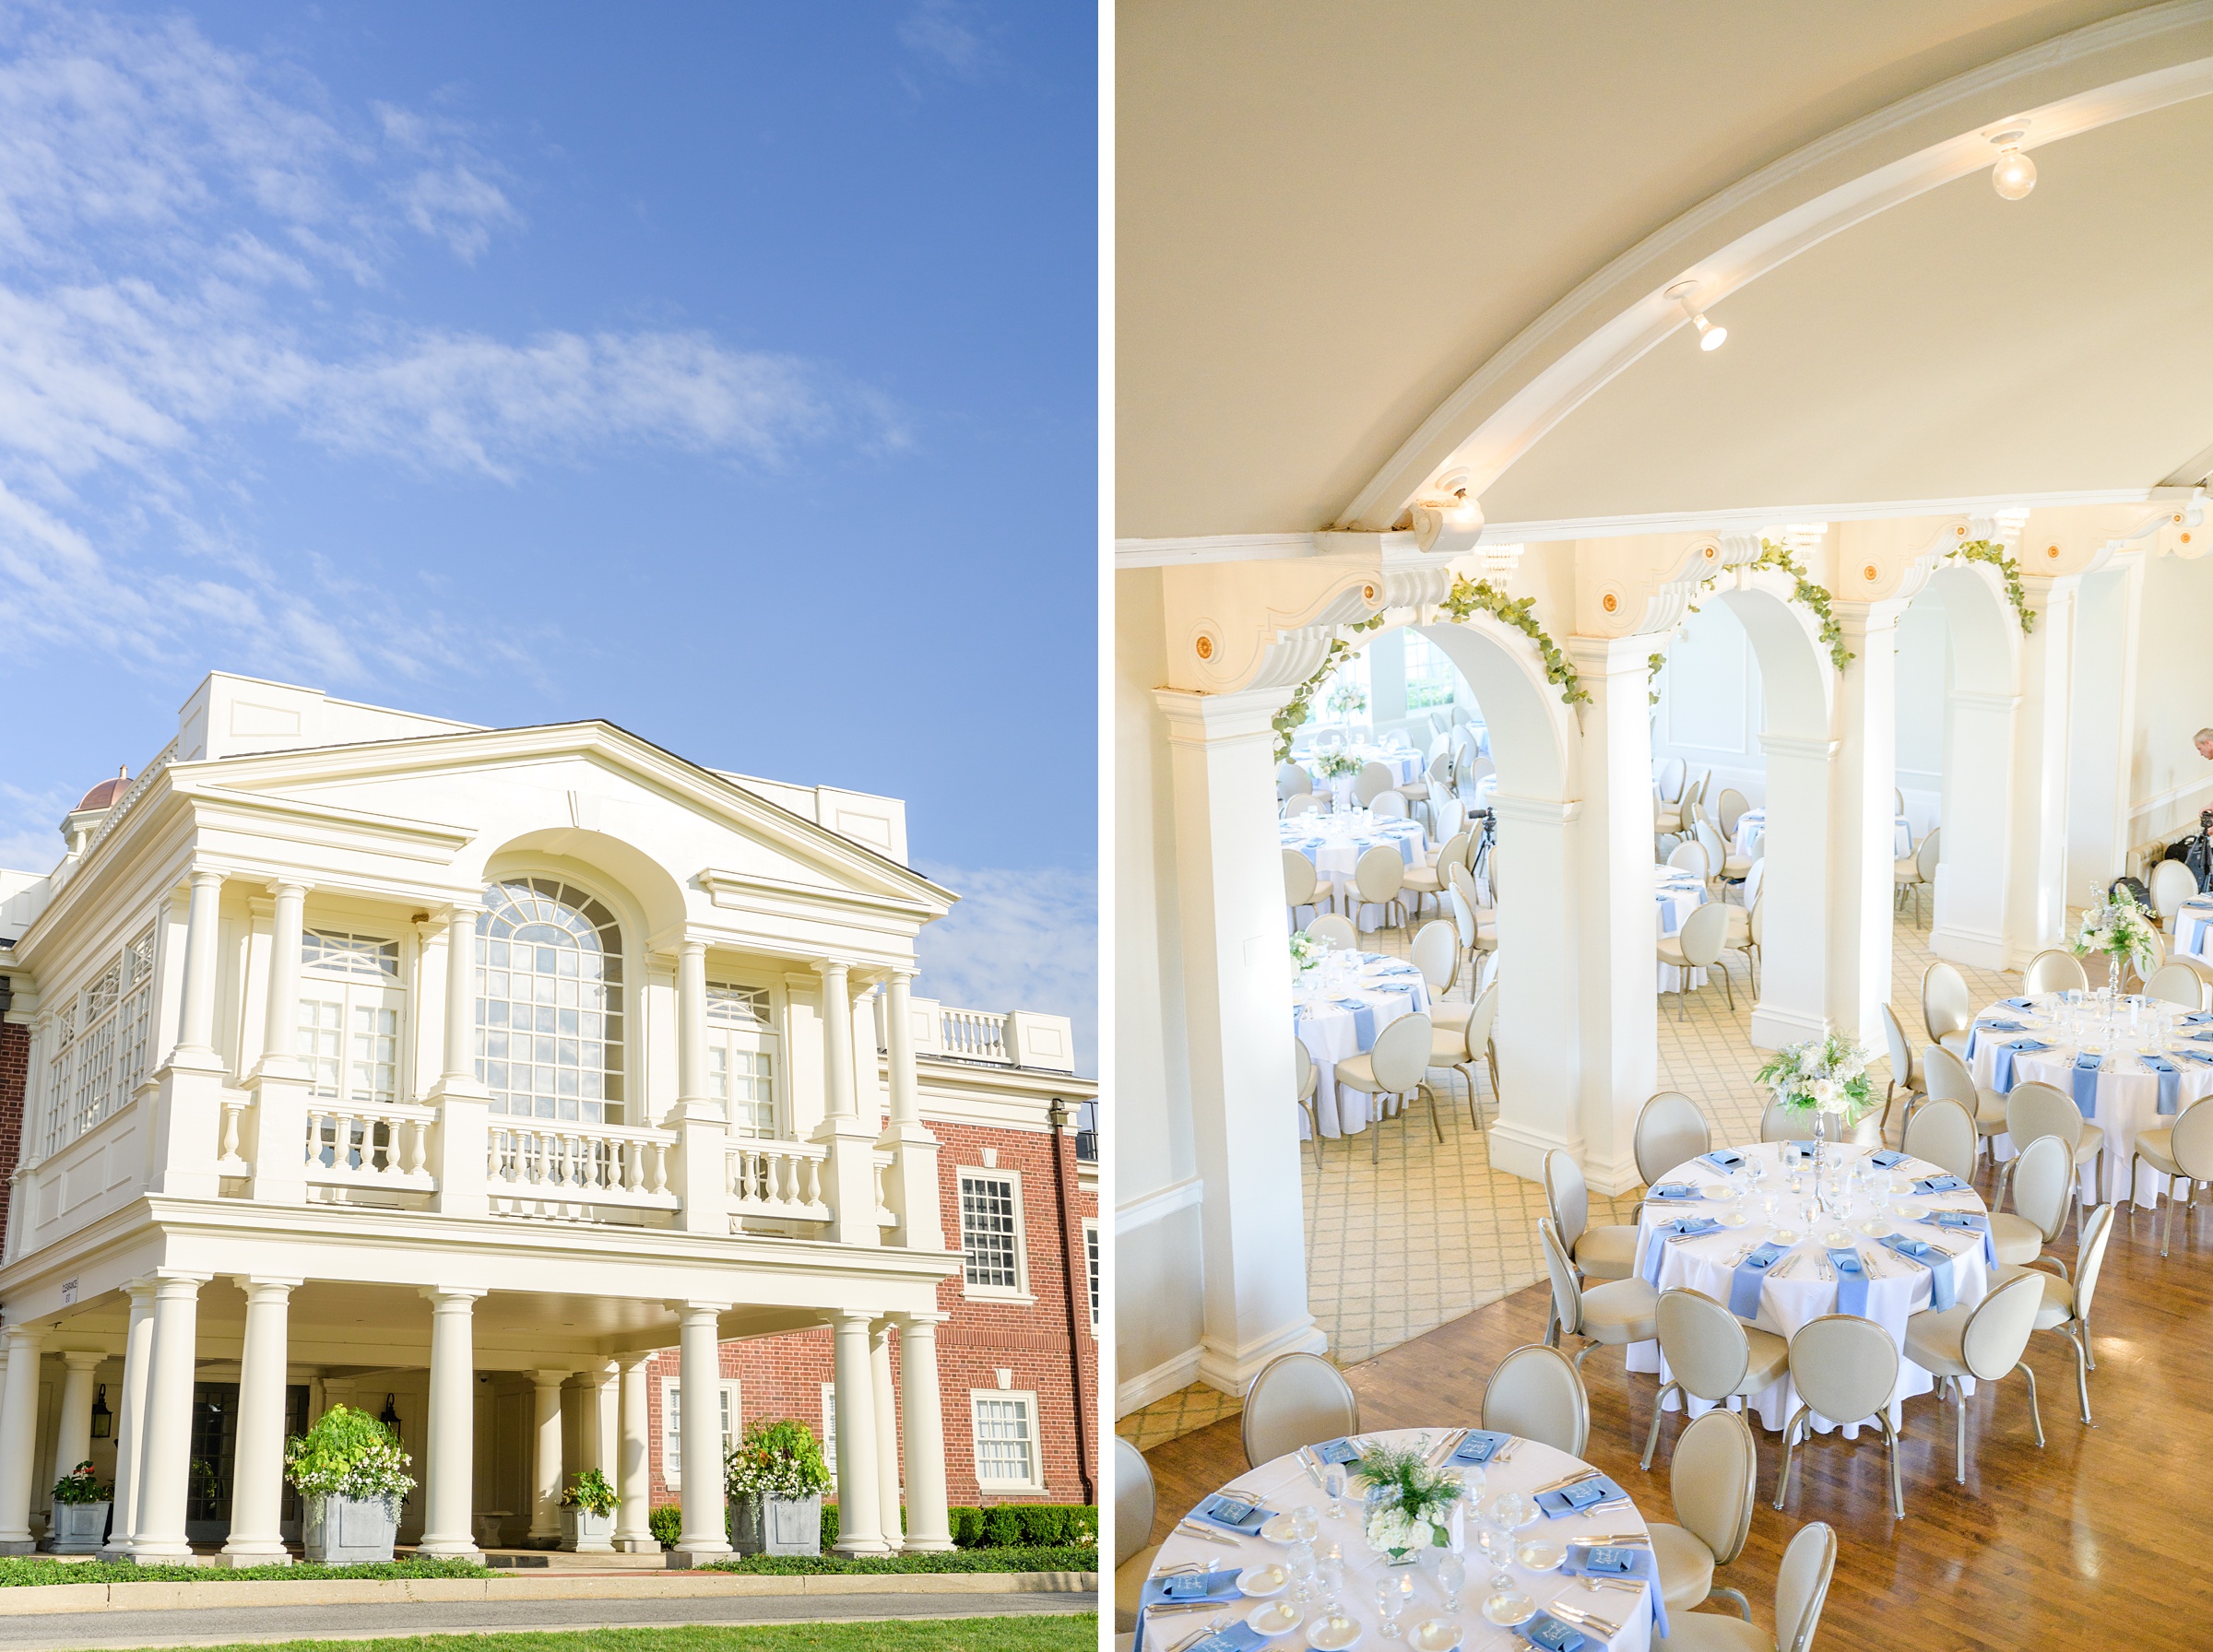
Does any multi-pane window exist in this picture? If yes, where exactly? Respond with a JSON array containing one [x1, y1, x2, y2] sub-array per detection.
[[958, 1171, 1023, 1292], [1403, 630, 1459, 712], [972, 1394, 1038, 1488], [660, 1376, 740, 1489], [706, 983, 779, 1136], [821, 1383, 838, 1486], [297, 928, 404, 1108], [302, 930, 399, 980], [41, 926, 156, 1157], [475, 879, 624, 1123], [1084, 1220, 1100, 1329]]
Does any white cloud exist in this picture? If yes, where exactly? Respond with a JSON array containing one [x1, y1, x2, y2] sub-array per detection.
[[913, 861, 1095, 1077], [897, 0, 1001, 82]]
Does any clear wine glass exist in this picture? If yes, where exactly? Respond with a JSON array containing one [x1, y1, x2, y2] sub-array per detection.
[[1322, 1463, 1347, 1519], [1285, 1537, 1319, 1602], [1318, 1543, 1346, 1611], [1437, 1552, 1466, 1611], [1378, 1575, 1408, 1640]]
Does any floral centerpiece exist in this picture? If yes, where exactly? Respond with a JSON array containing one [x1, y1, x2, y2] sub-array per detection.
[[1352, 1441, 1462, 1563], [2072, 886, 2159, 988], [725, 1418, 832, 1557], [1755, 1030, 1874, 1166], [1290, 929, 1327, 974], [1325, 682, 1367, 722], [1317, 749, 1362, 781]]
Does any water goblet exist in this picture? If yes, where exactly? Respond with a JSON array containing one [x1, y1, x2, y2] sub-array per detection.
[[1291, 1504, 1322, 1545], [1378, 1575, 1409, 1640], [1318, 1543, 1346, 1611], [1323, 1463, 1348, 1519], [1286, 1537, 1319, 1602], [1437, 1552, 1466, 1612]]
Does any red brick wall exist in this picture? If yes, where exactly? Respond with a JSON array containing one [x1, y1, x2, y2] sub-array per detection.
[[0, 1021, 25, 1242], [645, 1117, 1099, 1515]]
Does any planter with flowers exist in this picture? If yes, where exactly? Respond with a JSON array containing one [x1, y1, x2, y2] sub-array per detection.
[[1756, 1030, 1875, 1173], [1353, 1441, 1462, 1564], [559, 1468, 617, 1552], [47, 1461, 110, 1554], [725, 1419, 831, 1556], [2073, 887, 2160, 991], [284, 1403, 415, 1564]]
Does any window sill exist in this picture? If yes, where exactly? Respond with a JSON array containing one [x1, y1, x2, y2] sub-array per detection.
[[962, 1289, 1036, 1307], [976, 1480, 1047, 1497]]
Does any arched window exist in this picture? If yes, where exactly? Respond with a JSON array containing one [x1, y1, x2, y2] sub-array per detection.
[[476, 879, 625, 1123]]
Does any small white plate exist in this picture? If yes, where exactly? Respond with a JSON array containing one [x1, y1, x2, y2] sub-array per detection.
[[1516, 1539, 1564, 1571], [1410, 1620, 1463, 1652], [1480, 1589, 1538, 1627], [1258, 1514, 1303, 1544], [1247, 1600, 1305, 1637], [1702, 1185, 1727, 1199], [1717, 1210, 1749, 1227], [1770, 1228, 1801, 1245], [1892, 1203, 1923, 1219], [1823, 1226, 1853, 1246], [1859, 1220, 1891, 1236], [1307, 1611, 1363, 1650], [1236, 1564, 1290, 1598]]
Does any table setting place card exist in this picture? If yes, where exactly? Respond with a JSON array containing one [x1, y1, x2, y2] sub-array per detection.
[[1189, 1493, 1275, 1536]]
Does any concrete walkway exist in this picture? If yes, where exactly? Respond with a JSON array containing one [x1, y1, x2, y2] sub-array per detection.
[[0, 1588, 1097, 1649]]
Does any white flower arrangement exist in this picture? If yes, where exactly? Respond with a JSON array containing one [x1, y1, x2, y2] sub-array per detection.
[[1353, 1443, 1460, 1562], [1755, 1030, 1875, 1122], [1290, 930, 1326, 973], [2072, 888, 2158, 973]]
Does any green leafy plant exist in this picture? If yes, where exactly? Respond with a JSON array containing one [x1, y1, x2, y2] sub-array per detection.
[[1439, 575, 1588, 707], [1647, 650, 1666, 706], [1272, 613, 1388, 761], [1949, 538, 2036, 634], [50, 1461, 110, 1505], [282, 1403, 416, 1500], [1349, 1442, 1459, 1559], [648, 1502, 683, 1546], [1756, 538, 1852, 670], [561, 1468, 617, 1516], [725, 1418, 832, 1501]]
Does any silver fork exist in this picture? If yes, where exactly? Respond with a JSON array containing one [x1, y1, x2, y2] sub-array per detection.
[[1544, 1601, 1624, 1637]]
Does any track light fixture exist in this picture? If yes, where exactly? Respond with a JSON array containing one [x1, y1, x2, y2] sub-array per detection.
[[1663, 282, 1726, 351], [1989, 128, 2036, 200]]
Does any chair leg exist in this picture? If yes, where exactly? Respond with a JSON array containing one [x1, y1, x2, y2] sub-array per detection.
[[1716, 959, 1736, 1011], [2015, 1361, 2045, 1448], [1771, 1407, 1806, 1509], [2064, 1328, 2094, 1424], [1709, 1587, 1753, 1623], [1883, 1412, 1905, 1516], [1640, 1381, 1679, 1471], [1422, 1081, 1444, 1143], [1952, 1376, 1967, 1485]]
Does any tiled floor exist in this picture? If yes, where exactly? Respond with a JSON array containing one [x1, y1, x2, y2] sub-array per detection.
[[1116, 885, 2020, 1449]]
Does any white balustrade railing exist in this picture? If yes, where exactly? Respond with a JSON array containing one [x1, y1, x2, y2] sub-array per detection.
[[488, 1119, 678, 1215], [938, 1007, 1011, 1063], [884, 997, 1079, 1073], [304, 1101, 437, 1198], [725, 1137, 832, 1224]]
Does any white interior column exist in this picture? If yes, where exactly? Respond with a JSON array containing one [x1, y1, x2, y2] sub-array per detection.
[[1750, 734, 1838, 1047], [1828, 602, 1907, 1045], [2065, 556, 2145, 907], [2010, 574, 2083, 962], [528, 1369, 570, 1546], [1563, 637, 1659, 1194], [869, 1317, 902, 1550], [172, 870, 225, 1063], [101, 1282, 157, 1559], [893, 1312, 952, 1552], [415, 1287, 485, 1559], [612, 1352, 654, 1552], [589, 1363, 618, 1479], [1154, 687, 1325, 1387], [0, 1329, 42, 1553], [1481, 794, 1587, 1181], [53, 1351, 101, 1485], [221, 1279, 298, 1564], [130, 1276, 204, 1563], [672, 1303, 732, 1559], [827, 1310, 889, 1555], [1931, 689, 2019, 968]]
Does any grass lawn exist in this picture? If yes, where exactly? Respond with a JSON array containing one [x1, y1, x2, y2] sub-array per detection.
[[88, 1619, 1097, 1652]]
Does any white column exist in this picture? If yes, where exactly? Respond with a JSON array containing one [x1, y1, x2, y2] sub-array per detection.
[[677, 939, 711, 1109], [1930, 690, 2019, 968], [870, 1318, 902, 1550], [612, 1352, 655, 1552], [439, 903, 482, 1088], [2064, 556, 2144, 908], [588, 1363, 618, 1479], [255, 882, 309, 1073], [828, 1311, 890, 1555], [812, 962, 882, 1246], [2009, 575, 2082, 964], [1154, 687, 1325, 1387], [130, 1275, 205, 1563], [431, 903, 491, 1217], [528, 1368, 570, 1546], [53, 1351, 101, 1487], [894, 1311, 952, 1552], [101, 1282, 157, 1559], [819, 961, 855, 1118], [1750, 734, 1838, 1048], [1829, 602, 1907, 1045], [672, 1303, 732, 1558], [1477, 793, 1586, 1181], [1562, 637, 1659, 1195], [0, 1329, 42, 1552], [415, 1287, 485, 1558], [220, 1279, 298, 1564], [172, 870, 224, 1063], [879, 970, 942, 1251], [248, 882, 313, 1203]]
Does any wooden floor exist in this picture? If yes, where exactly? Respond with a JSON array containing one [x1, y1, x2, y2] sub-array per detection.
[[1142, 1187, 2213, 1651]]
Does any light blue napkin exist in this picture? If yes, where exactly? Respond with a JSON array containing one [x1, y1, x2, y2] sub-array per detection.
[[2071, 1052, 2102, 1119], [1517, 1614, 1590, 1652], [1729, 1242, 1788, 1318], [1911, 1175, 1969, 1196], [1826, 1247, 1869, 1315], [1920, 1210, 1997, 1268], [2001, 997, 2037, 1010], [1191, 1493, 1273, 1536], [1699, 1149, 1745, 1172], [1564, 1541, 1668, 1639], [1535, 1473, 1626, 1519], [2189, 1031, 2213, 1044], [1642, 1216, 1722, 1285], [1879, 1233, 1957, 1311], [2178, 1049, 2213, 1068], [1450, 1430, 1513, 1466], [1331, 998, 1379, 1044], [1867, 1149, 1910, 1168], [1310, 1437, 1361, 1466], [2143, 1054, 2182, 1115], [1992, 1038, 2052, 1092], [1134, 1565, 1247, 1650], [2183, 1010, 2213, 1025], [1185, 1625, 1270, 1652], [1647, 1182, 1701, 1201]]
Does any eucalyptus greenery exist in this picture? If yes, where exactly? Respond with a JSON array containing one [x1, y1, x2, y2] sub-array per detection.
[[1756, 538, 1853, 670], [1439, 574, 1589, 707], [1647, 651, 1666, 706], [1949, 538, 2037, 634], [1350, 1441, 1459, 1557], [1272, 613, 1389, 762]]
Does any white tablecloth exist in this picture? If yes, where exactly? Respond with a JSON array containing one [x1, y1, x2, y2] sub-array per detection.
[[1655, 868, 1709, 993], [2173, 898, 2213, 965], [1141, 1426, 1651, 1652], [1731, 808, 1912, 861], [1625, 1139, 1991, 1434], [1964, 996, 2213, 1204], [1283, 817, 1434, 931], [1296, 955, 1434, 1136]]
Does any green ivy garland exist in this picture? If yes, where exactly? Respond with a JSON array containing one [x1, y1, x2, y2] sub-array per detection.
[[1272, 612, 1387, 762], [1647, 651, 1666, 706], [1756, 538, 1853, 670], [1947, 539, 2036, 634], [1439, 574, 1590, 707]]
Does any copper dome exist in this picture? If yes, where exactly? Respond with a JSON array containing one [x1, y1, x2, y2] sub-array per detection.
[[75, 768, 128, 811]]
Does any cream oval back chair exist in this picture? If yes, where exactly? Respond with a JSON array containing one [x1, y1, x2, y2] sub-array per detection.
[[1277, 762, 1313, 802], [1646, 1405, 1758, 1619], [1544, 1148, 1638, 1281], [1353, 845, 1409, 936], [1878, 1003, 1924, 1138], [1445, 984, 1501, 1129], [2129, 1096, 2213, 1256], [1399, 832, 1466, 921], [1284, 792, 1326, 820], [2023, 948, 2089, 996], [2142, 961, 2207, 1010], [1920, 961, 1972, 1055], [1989, 1132, 2073, 1276], [1481, 1343, 1590, 1457], [2148, 858, 2199, 929], [1355, 761, 1397, 808], [1667, 840, 1712, 884], [1111, 1437, 1158, 1634], [1284, 848, 1320, 927], [1294, 1038, 1322, 1172], [2003, 1201, 2114, 1423], [1902, 1270, 2047, 1484], [1716, 787, 1750, 841], [1332, 1011, 1439, 1165], [1895, 827, 1941, 926], [1538, 1219, 1657, 1443], [1922, 1044, 2006, 1154], [1447, 863, 1497, 960], [1411, 919, 1465, 1018], [1901, 1095, 1978, 1182], [1241, 1351, 1359, 1469], [1693, 817, 1730, 879], [2006, 1080, 2102, 1231], [1633, 1091, 1711, 1186], [1660, 900, 1735, 1020], [1369, 789, 1409, 822], [1657, 757, 1686, 803], [1640, 1286, 1789, 1471], [1757, 1100, 1797, 1143], [1306, 914, 1357, 950], [1776, 1316, 1904, 1517], [1776, 1522, 1840, 1652]]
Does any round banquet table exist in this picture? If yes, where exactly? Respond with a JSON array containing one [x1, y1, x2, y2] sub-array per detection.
[[1625, 1139, 1992, 1434], [1730, 807, 1913, 862], [1653, 867, 1710, 994], [1295, 953, 1433, 1136], [2172, 896, 2213, 967], [1136, 1426, 1655, 1652], [1964, 993, 2213, 1205], [1281, 815, 1434, 932]]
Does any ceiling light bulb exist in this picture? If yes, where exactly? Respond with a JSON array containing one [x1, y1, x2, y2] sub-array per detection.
[[1446, 492, 1481, 531], [1693, 313, 1727, 351], [1988, 129, 2036, 200]]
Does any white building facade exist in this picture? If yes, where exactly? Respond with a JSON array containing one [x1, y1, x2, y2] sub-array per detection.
[[0, 672, 1088, 1563]]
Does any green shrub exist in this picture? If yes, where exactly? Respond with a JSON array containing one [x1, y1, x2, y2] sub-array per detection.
[[950, 1506, 987, 1548], [985, 1506, 1024, 1548], [704, 1544, 1098, 1575], [941, 1504, 1095, 1548], [647, 1503, 682, 1547], [282, 1404, 415, 1500], [561, 1469, 617, 1516], [820, 1502, 839, 1550]]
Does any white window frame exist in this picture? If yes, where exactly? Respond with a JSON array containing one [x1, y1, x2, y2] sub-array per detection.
[[39, 925, 156, 1159], [821, 1381, 837, 1488], [298, 936, 408, 1108], [705, 979, 783, 1138], [1083, 1217, 1099, 1332], [956, 1165, 1033, 1303], [658, 1375, 740, 1489], [969, 1389, 1046, 1493]]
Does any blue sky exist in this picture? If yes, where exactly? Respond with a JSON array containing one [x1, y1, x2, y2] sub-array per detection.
[[0, 1, 1097, 1066]]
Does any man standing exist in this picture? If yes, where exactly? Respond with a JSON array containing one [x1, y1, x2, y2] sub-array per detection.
[[2196, 728, 2213, 762]]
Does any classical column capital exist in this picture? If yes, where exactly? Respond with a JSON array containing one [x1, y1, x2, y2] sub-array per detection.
[[419, 1286, 487, 1311], [826, 1307, 879, 1332], [531, 1367, 574, 1389], [59, 1350, 103, 1372], [613, 1349, 657, 1373], [667, 1300, 731, 1327], [442, 900, 484, 927], [265, 879, 312, 901], [894, 1309, 951, 1331], [677, 937, 707, 961], [186, 867, 225, 892], [149, 1272, 209, 1299], [235, 1277, 302, 1304]]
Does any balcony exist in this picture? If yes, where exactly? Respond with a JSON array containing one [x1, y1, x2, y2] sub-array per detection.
[[884, 997, 1078, 1074]]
